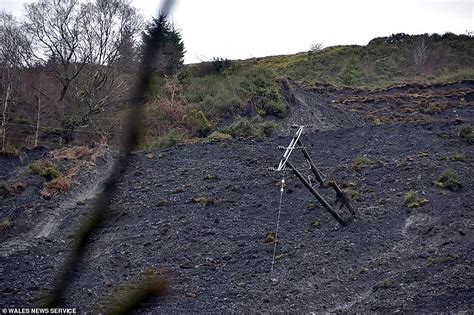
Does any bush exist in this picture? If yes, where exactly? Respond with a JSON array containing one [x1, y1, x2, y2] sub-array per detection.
[[207, 131, 232, 142], [225, 116, 277, 139], [0, 182, 27, 200], [28, 160, 62, 180], [189, 58, 234, 76], [459, 124, 474, 144], [339, 58, 363, 85], [404, 191, 417, 206], [403, 191, 429, 208], [427, 254, 460, 266], [0, 218, 12, 232], [241, 70, 287, 116], [450, 153, 466, 161], [459, 124, 472, 137], [183, 109, 212, 137], [150, 129, 189, 148], [210, 57, 234, 74], [433, 169, 462, 191], [351, 155, 371, 170]]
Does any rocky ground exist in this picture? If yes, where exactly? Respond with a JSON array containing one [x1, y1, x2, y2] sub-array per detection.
[[0, 81, 473, 313]]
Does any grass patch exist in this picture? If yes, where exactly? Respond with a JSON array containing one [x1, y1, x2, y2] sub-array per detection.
[[427, 254, 460, 266], [28, 160, 62, 180], [0, 218, 12, 232], [351, 267, 369, 280], [147, 129, 190, 148], [458, 124, 474, 145], [203, 174, 218, 180], [264, 231, 276, 243], [271, 33, 474, 89], [351, 155, 371, 170], [403, 191, 429, 208], [433, 169, 462, 191], [207, 131, 232, 142], [374, 278, 395, 290], [191, 196, 215, 206], [1, 182, 27, 199], [449, 152, 466, 162], [225, 116, 277, 139]]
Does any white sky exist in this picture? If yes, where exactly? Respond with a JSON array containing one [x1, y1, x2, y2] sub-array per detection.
[[2, 0, 473, 63]]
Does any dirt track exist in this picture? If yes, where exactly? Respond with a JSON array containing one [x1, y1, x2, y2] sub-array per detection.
[[0, 81, 473, 313]]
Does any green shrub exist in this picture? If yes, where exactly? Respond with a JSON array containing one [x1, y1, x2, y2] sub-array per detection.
[[207, 131, 232, 142], [0, 218, 11, 232], [404, 191, 417, 206], [210, 57, 234, 74], [433, 169, 462, 191], [351, 155, 371, 170], [374, 278, 395, 290], [0, 182, 27, 200], [28, 160, 62, 180], [183, 109, 212, 137], [449, 153, 466, 161], [427, 254, 460, 266], [241, 70, 287, 116], [459, 124, 472, 137], [403, 191, 429, 208], [339, 58, 363, 85], [458, 124, 474, 144], [150, 129, 189, 148], [225, 116, 277, 139], [192, 196, 215, 206]]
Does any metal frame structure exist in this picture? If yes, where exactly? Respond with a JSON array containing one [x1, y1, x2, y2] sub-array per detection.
[[271, 124, 357, 226]]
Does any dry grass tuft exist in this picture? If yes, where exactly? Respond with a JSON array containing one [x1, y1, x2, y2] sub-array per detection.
[[51, 142, 107, 163], [0, 218, 12, 232], [41, 177, 72, 200]]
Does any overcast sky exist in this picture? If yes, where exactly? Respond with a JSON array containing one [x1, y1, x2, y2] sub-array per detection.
[[2, 0, 473, 63]]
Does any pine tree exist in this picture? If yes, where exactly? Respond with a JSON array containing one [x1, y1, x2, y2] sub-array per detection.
[[142, 15, 185, 76]]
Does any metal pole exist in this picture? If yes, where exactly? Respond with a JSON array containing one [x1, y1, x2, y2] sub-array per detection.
[[287, 161, 346, 226]]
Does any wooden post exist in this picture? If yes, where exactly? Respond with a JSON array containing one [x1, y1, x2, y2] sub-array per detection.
[[328, 180, 357, 215], [297, 139, 326, 187], [287, 161, 346, 226]]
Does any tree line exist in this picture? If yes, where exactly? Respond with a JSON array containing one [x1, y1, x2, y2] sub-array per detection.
[[0, 0, 184, 152]]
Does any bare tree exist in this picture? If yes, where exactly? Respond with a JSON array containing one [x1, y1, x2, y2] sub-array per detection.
[[24, 0, 88, 101], [23, 0, 143, 143], [310, 42, 323, 52], [413, 37, 429, 72]]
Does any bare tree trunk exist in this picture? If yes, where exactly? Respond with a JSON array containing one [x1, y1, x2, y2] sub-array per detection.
[[34, 94, 41, 147], [1, 82, 12, 153], [171, 86, 175, 102]]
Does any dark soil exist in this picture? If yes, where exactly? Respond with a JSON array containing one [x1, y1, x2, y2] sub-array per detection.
[[0, 82, 473, 313]]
